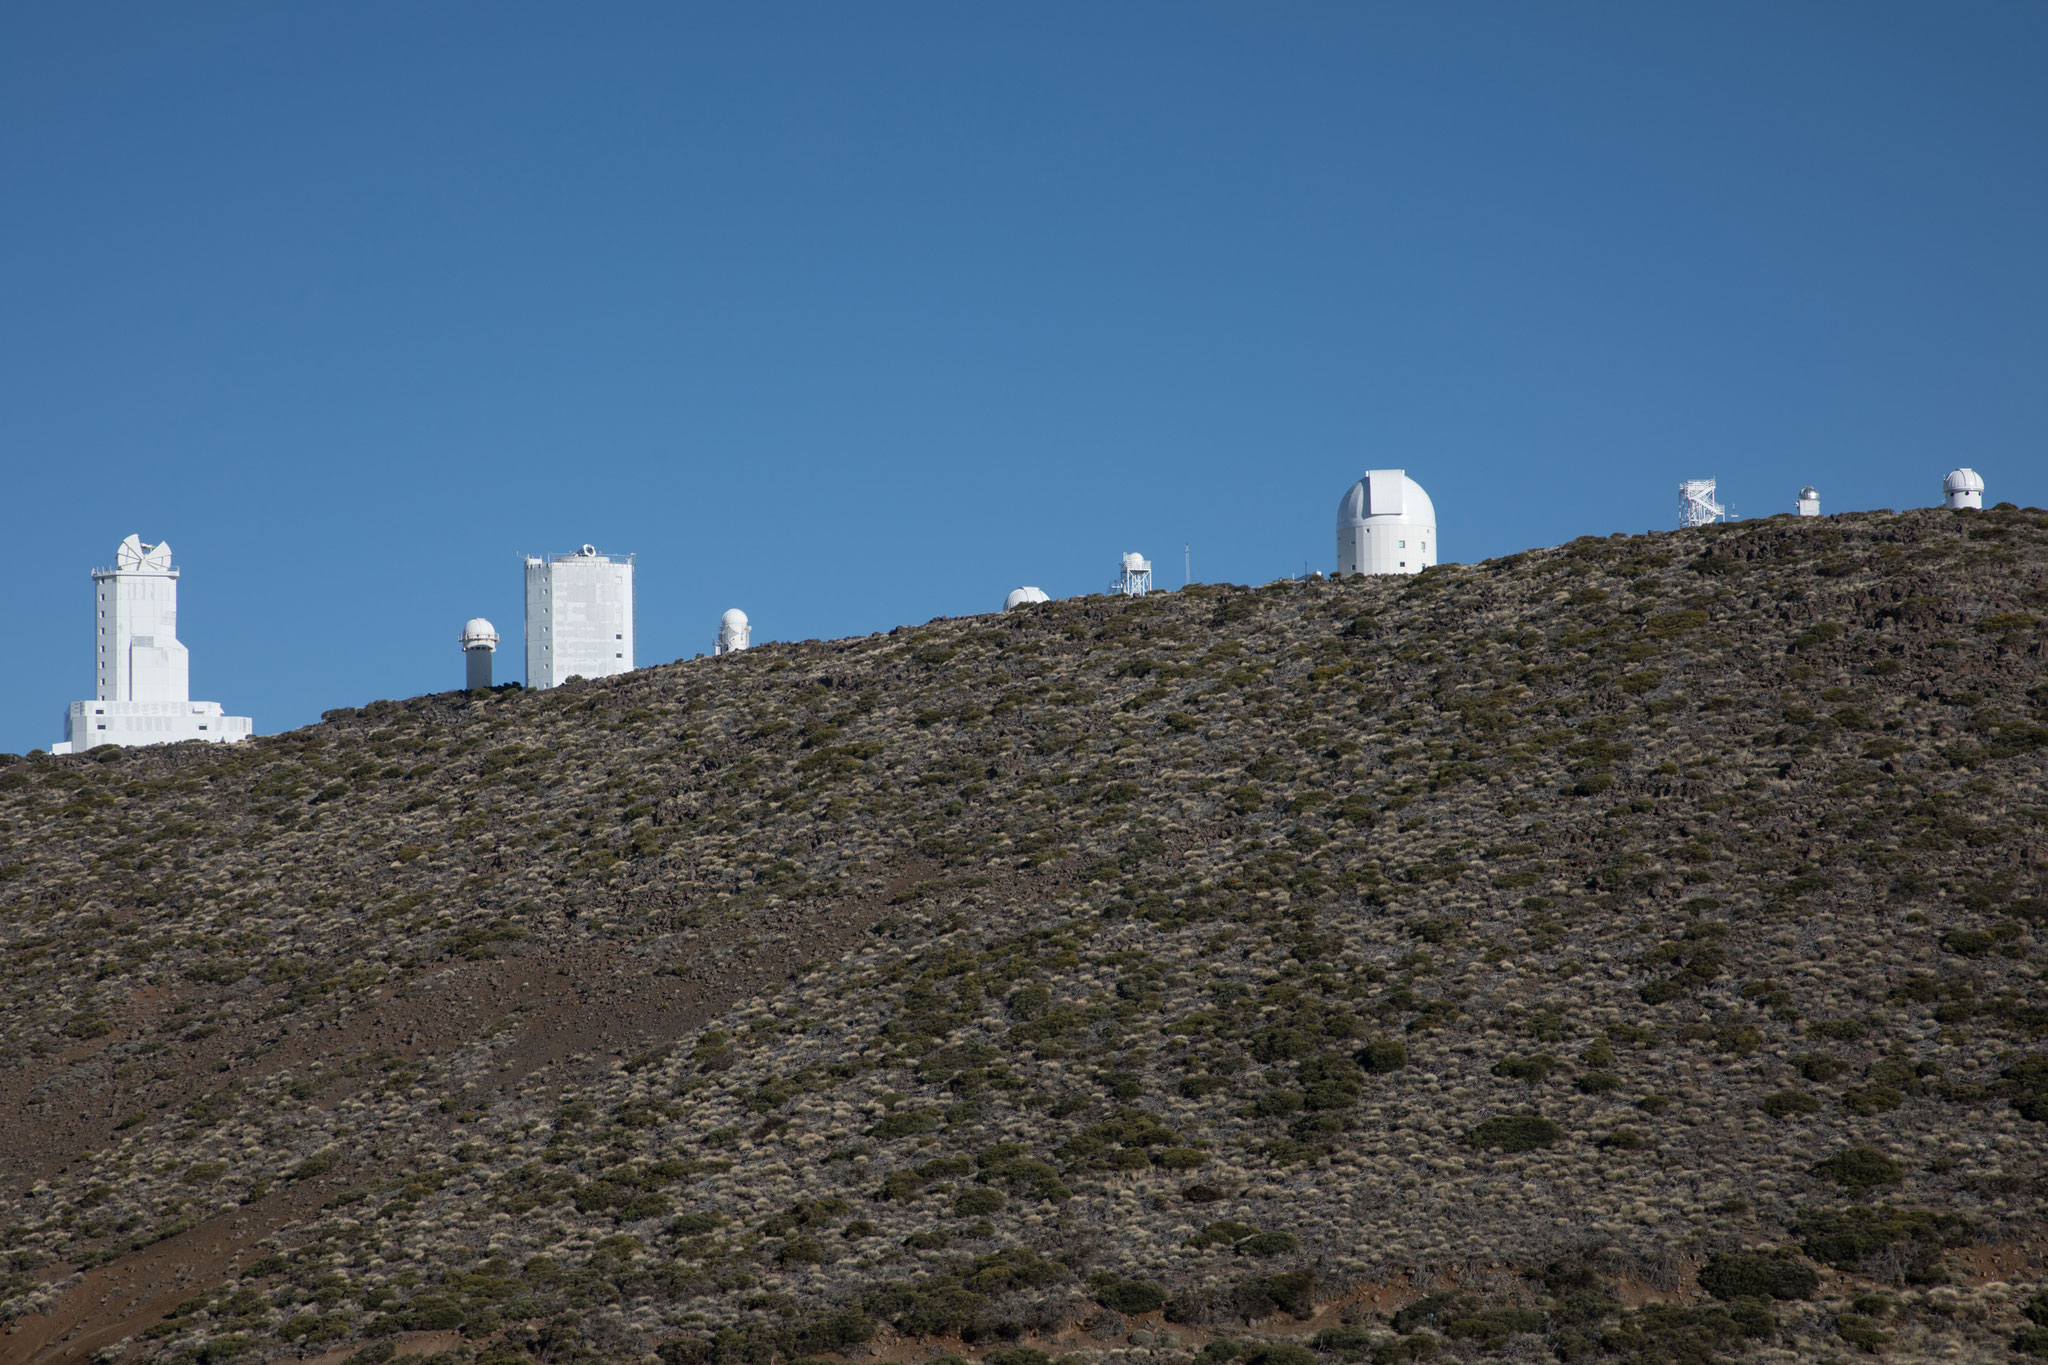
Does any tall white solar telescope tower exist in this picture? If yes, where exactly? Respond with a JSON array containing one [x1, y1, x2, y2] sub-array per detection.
[[524, 545, 634, 688], [52, 534, 253, 753]]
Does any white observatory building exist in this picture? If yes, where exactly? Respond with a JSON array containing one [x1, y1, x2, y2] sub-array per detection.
[[1336, 470, 1436, 576], [1797, 486, 1820, 517], [1111, 554, 1152, 596], [1004, 586, 1050, 610], [1943, 468, 1984, 510], [715, 608, 750, 655], [51, 535, 252, 754], [460, 618, 499, 691], [524, 545, 634, 689]]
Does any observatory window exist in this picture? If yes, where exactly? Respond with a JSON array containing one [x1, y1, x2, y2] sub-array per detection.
[[1399, 540, 1407, 548]]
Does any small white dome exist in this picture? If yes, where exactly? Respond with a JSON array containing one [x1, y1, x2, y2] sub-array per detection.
[[721, 608, 749, 627], [460, 617, 498, 647], [1800, 486, 1818, 498], [1005, 586, 1050, 610], [1944, 468, 1984, 494]]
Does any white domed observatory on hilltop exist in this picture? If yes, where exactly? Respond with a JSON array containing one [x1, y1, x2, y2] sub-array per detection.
[[460, 618, 499, 691], [1944, 468, 1985, 510], [715, 609, 750, 655], [1004, 586, 1050, 610], [1336, 470, 1436, 576]]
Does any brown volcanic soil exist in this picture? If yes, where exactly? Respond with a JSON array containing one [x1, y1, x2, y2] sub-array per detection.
[[2, 507, 2047, 1364], [4, 858, 957, 1363]]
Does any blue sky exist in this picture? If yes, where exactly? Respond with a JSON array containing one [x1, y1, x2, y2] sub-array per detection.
[[3, 3, 2043, 753]]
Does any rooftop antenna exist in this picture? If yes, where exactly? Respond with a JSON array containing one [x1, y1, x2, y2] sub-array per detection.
[[1679, 478, 1728, 529], [1184, 543, 1190, 588]]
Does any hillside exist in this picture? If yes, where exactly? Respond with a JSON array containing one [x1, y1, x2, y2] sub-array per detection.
[[2, 506, 2046, 1365]]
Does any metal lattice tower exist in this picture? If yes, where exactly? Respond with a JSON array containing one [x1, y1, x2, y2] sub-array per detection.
[[1111, 552, 1153, 597], [1679, 478, 1727, 529]]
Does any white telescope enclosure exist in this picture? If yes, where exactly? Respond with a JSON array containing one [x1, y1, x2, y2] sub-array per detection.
[[53, 534, 252, 753], [1336, 470, 1436, 576], [525, 546, 634, 688]]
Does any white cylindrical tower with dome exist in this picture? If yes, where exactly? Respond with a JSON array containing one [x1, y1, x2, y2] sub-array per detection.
[[1336, 470, 1436, 576], [461, 618, 499, 691], [716, 608, 751, 655], [1944, 468, 1984, 510]]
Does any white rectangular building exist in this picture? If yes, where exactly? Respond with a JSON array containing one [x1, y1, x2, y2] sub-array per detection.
[[52, 535, 252, 753], [524, 545, 635, 689]]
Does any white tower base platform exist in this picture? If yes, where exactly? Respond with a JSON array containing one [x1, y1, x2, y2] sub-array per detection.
[[53, 701, 252, 754]]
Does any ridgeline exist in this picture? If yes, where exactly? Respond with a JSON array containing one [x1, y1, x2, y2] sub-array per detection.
[[3, 507, 2046, 1364]]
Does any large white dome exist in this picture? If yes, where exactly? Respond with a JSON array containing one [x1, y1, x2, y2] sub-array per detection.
[[460, 617, 498, 646], [1336, 469, 1437, 577], [1004, 586, 1050, 610], [1337, 470, 1436, 531], [721, 608, 749, 627]]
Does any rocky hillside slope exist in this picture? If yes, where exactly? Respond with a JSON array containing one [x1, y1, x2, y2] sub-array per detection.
[[2, 507, 2046, 1365]]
